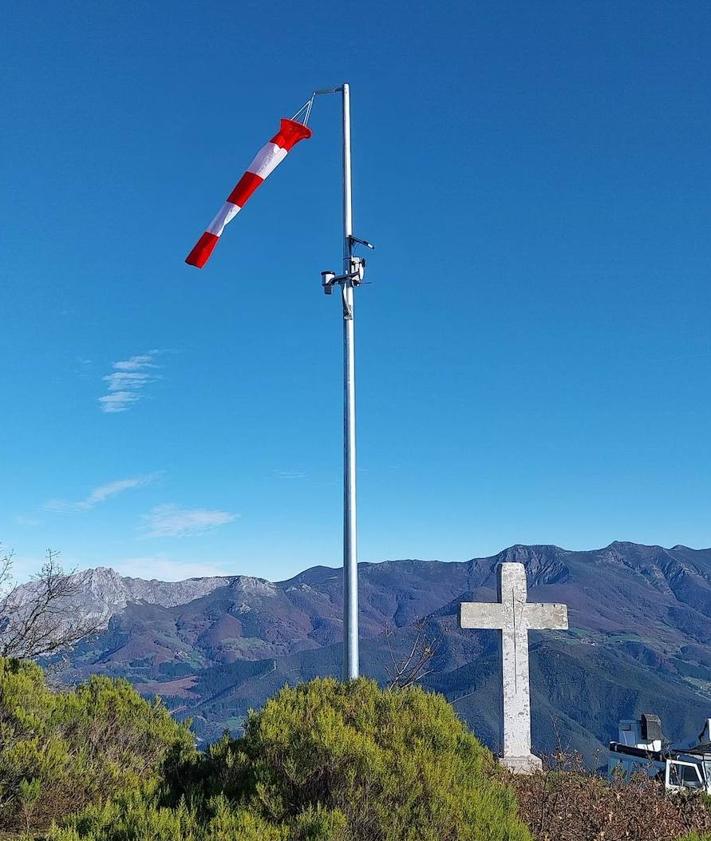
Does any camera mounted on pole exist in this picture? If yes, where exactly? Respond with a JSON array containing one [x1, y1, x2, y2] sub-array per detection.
[[321, 235, 375, 296]]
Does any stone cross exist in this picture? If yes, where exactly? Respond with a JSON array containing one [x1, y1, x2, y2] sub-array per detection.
[[459, 562, 568, 774]]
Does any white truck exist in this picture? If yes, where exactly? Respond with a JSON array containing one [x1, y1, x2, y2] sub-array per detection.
[[608, 713, 711, 793]]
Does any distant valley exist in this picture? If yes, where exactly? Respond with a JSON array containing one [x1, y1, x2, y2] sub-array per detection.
[[33, 541, 711, 764]]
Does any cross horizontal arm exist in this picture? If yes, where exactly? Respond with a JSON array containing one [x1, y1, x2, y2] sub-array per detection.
[[524, 602, 568, 630], [459, 602, 506, 630]]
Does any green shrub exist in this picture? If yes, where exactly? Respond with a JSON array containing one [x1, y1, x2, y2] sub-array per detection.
[[52, 677, 531, 841], [0, 657, 193, 831], [52, 792, 295, 841]]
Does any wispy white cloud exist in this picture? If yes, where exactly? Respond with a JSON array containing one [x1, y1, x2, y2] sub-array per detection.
[[105, 371, 154, 390], [75, 358, 94, 380], [274, 470, 307, 480], [113, 355, 157, 371], [98, 391, 140, 413], [46, 473, 160, 513], [142, 504, 237, 538], [99, 353, 160, 413]]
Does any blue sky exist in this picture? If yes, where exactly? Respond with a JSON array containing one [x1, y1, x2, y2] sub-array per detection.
[[2, 1, 710, 583]]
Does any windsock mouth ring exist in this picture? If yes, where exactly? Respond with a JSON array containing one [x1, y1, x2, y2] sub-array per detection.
[[272, 118, 313, 150]]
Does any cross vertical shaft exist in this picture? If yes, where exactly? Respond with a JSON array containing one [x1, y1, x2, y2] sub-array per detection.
[[499, 564, 534, 759]]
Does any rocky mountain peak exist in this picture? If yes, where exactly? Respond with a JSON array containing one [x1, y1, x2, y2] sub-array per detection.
[[495, 545, 570, 585], [10, 566, 236, 631], [230, 576, 277, 597]]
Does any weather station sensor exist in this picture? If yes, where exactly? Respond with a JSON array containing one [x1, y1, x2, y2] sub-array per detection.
[[320, 244, 372, 295], [321, 270, 336, 294]]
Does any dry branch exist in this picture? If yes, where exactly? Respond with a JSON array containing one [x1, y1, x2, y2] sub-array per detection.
[[0, 547, 100, 659]]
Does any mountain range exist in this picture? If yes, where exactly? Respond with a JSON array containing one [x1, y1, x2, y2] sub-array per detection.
[[33, 541, 711, 765]]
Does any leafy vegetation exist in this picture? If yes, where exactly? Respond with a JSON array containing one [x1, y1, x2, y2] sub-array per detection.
[[0, 657, 193, 832], [50, 677, 531, 841], [5, 658, 711, 841]]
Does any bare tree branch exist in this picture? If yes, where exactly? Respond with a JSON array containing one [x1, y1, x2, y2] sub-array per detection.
[[0, 548, 14, 596], [0, 547, 101, 659], [386, 619, 441, 690]]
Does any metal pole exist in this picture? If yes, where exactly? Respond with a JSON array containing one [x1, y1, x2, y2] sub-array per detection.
[[341, 82, 359, 680]]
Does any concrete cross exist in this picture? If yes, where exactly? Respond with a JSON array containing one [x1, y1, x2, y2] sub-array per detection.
[[459, 562, 568, 774]]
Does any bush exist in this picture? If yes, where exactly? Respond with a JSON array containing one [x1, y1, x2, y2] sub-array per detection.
[[51, 677, 531, 841], [512, 757, 711, 841], [0, 657, 193, 831]]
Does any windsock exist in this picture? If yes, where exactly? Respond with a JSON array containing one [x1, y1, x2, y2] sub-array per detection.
[[186, 118, 312, 268]]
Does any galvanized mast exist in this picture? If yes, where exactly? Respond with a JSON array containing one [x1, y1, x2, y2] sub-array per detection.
[[341, 82, 359, 681], [318, 82, 373, 680]]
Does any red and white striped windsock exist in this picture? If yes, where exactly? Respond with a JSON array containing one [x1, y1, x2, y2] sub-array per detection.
[[186, 118, 312, 268]]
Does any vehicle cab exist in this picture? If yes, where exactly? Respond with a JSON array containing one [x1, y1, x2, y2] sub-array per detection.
[[608, 713, 711, 794]]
